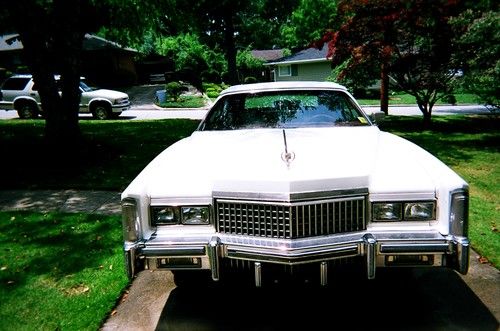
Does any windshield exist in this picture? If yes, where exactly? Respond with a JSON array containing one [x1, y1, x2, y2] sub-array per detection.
[[79, 81, 93, 92], [200, 90, 370, 131]]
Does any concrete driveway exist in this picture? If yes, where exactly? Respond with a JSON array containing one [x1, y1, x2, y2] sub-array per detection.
[[102, 249, 499, 331]]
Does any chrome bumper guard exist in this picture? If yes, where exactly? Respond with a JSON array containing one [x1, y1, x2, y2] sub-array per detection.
[[124, 231, 470, 284]]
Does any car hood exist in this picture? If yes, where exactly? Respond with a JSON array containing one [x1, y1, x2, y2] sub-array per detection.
[[83, 89, 128, 99], [125, 126, 441, 201]]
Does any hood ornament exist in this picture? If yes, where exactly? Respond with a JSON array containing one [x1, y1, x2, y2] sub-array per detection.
[[281, 129, 295, 168]]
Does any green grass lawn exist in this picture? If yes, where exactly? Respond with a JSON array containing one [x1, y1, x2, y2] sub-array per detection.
[[157, 95, 207, 108], [0, 211, 127, 331], [0, 114, 498, 330], [357, 92, 481, 106]]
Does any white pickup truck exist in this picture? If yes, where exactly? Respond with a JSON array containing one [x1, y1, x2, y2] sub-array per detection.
[[0, 74, 130, 119]]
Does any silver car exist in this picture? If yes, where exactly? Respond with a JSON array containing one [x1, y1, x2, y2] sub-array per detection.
[[0, 74, 130, 119]]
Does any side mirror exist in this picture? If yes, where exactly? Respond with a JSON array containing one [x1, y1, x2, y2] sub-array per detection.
[[370, 111, 386, 124]]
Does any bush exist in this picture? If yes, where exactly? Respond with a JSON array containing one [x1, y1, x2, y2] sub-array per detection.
[[165, 81, 185, 101]]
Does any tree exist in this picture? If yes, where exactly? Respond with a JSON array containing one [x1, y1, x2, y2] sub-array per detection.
[[452, 8, 499, 110], [281, 0, 339, 49], [0, 0, 167, 149], [161, 0, 299, 85], [321, 0, 464, 125]]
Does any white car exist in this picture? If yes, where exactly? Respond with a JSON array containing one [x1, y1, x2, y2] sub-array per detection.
[[121, 81, 469, 286], [0, 74, 130, 119]]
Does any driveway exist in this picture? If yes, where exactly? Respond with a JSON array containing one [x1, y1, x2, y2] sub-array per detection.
[[102, 249, 499, 331]]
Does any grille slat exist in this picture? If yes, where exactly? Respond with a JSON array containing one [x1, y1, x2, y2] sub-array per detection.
[[216, 196, 367, 239]]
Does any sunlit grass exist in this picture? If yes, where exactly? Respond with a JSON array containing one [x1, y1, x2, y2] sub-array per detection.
[[0, 211, 128, 331], [358, 92, 481, 105]]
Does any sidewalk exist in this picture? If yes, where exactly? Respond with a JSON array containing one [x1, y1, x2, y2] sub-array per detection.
[[0, 190, 121, 215]]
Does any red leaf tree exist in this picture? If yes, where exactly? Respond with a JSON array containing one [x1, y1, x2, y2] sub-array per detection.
[[319, 0, 463, 125]]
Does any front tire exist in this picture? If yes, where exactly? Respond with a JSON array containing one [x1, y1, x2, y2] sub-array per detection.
[[92, 104, 111, 120]]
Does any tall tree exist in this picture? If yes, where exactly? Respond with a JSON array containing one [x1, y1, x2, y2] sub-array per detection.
[[163, 0, 298, 84], [281, 0, 339, 49], [321, 0, 464, 124], [451, 6, 499, 109], [0, 0, 166, 149]]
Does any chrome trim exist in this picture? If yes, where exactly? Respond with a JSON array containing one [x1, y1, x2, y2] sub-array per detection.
[[364, 234, 377, 279], [142, 246, 206, 256], [128, 230, 470, 280], [320, 261, 328, 286], [226, 243, 360, 264], [449, 188, 469, 237], [208, 236, 220, 281], [215, 196, 367, 239], [124, 248, 136, 279], [379, 243, 450, 254], [213, 188, 369, 203], [455, 236, 470, 275], [254, 262, 262, 287]]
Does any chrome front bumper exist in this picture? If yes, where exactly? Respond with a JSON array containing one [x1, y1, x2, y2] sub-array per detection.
[[124, 231, 469, 285]]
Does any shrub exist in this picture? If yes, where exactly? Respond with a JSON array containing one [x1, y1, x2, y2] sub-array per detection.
[[165, 81, 185, 101]]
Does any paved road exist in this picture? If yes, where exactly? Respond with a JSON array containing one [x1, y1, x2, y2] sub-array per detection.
[[0, 104, 493, 121]]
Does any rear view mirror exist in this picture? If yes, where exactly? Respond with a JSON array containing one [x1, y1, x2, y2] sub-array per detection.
[[370, 111, 386, 124]]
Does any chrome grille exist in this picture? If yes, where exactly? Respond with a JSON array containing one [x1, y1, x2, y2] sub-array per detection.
[[215, 196, 366, 239]]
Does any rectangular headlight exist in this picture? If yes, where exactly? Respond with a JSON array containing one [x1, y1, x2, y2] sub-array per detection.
[[373, 201, 436, 221], [404, 202, 435, 220], [151, 206, 179, 225], [151, 206, 210, 225], [372, 203, 402, 221], [181, 207, 210, 225]]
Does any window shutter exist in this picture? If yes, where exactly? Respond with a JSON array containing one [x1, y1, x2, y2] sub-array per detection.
[[291, 65, 298, 76]]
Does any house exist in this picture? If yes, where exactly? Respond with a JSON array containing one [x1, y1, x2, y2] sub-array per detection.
[[265, 44, 332, 82], [249, 49, 285, 82], [0, 34, 139, 87]]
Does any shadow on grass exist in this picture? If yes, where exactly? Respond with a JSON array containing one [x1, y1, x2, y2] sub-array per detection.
[[0, 119, 200, 191]]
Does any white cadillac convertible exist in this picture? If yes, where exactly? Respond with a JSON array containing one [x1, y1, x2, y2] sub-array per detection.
[[121, 81, 469, 286]]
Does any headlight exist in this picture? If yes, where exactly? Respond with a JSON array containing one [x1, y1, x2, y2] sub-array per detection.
[[114, 97, 128, 105], [404, 202, 435, 220], [181, 207, 210, 225], [151, 206, 210, 225], [372, 203, 402, 221], [152, 206, 179, 225], [373, 201, 435, 221]]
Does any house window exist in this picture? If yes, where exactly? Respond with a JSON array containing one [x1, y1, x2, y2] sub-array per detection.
[[278, 65, 291, 77]]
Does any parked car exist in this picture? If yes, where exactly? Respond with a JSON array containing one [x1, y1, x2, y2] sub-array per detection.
[[121, 81, 469, 287], [0, 74, 130, 119]]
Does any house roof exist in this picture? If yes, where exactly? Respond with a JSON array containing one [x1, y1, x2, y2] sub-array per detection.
[[265, 44, 330, 66], [0, 34, 23, 52], [0, 34, 138, 53], [251, 49, 285, 62]]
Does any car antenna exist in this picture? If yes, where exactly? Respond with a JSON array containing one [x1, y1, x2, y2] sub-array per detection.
[[281, 129, 295, 168]]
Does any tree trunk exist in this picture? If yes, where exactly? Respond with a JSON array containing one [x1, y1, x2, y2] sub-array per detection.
[[17, 0, 86, 152], [223, 10, 238, 85], [380, 61, 389, 115]]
